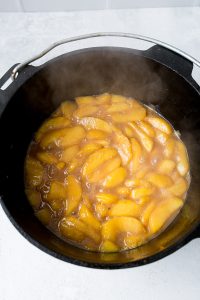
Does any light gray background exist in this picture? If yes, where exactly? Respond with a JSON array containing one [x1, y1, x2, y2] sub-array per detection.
[[0, 6, 200, 300], [0, 0, 200, 12]]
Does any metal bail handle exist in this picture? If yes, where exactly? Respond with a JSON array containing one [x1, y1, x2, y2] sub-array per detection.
[[11, 32, 200, 80]]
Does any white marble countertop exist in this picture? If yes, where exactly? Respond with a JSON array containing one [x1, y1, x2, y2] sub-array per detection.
[[0, 7, 200, 300]]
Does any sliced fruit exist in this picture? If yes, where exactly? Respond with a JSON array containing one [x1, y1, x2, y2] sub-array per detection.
[[168, 177, 188, 196], [111, 94, 128, 103], [116, 186, 130, 197], [129, 122, 153, 152], [89, 156, 121, 183], [94, 202, 108, 218], [109, 199, 141, 218], [157, 159, 176, 174], [100, 240, 118, 252], [73, 105, 99, 118], [82, 148, 117, 179], [102, 217, 146, 241], [59, 126, 86, 148], [146, 172, 173, 188], [25, 157, 43, 187], [35, 117, 71, 141], [124, 235, 145, 249], [77, 117, 112, 133], [65, 175, 82, 215], [149, 197, 183, 233], [112, 129, 132, 165], [136, 120, 155, 137], [131, 137, 143, 172], [96, 193, 117, 204], [96, 93, 111, 105], [37, 151, 57, 164], [47, 181, 67, 201], [106, 102, 130, 113], [75, 96, 95, 106], [164, 138, 175, 158], [59, 217, 85, 242], [79, 204, 101, 231], [86, 129, 108, 140], [141, 201, 156, 226], [61, 145, 79, 164], [131, 184, 154, 199], [146, 116, 172, 134], [102, 167, 127, 188], [60, 101, 77, 118], [26, 189, 41, 208], [175, 141, 189, 176], [156, 130, 169, 145]]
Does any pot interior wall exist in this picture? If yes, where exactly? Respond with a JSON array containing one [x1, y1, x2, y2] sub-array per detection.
[[0, 47, 200, 267]]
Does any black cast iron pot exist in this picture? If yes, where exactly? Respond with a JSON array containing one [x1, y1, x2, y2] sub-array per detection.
[[0, 33, 200, 269]]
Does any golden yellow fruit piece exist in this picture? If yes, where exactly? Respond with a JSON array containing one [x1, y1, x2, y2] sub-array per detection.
[[136, 120, 155, 137], [96, 93, 111, 105], [73, 105, 99, 118], [123, 125, 135, 138], [35, 117, 71, 141], [26, 189, 41, 208], [111, 94, 128, 103], [131, 184, 154, 199], [77, 117, 112, 133], [40, 126, 85, 148], [109, 199, 141, 218], [59, 126, 86, 148], [131, 137, 143, 172], [79, 204, 101, 231], [124, 235, 145, 249], [106, 102, 130, 113], [116, 186, 130, 197], [155, 130, 169, 145], [129, 122, 153, 152], [78, 143, 102, 157], [112, 109, 146, 123], [146, 172, 173, 188], [82, 147, 117, 179], [76, 96, 95, 106], [102, 167, 127, 188], [61, 145, 79, 164], [65, 175, 82, 215], [164, 138, 175, 158], [100, 240, 119, 252], [60, 101, 77, 118], [47, 181, 67, 201], [175, 141, 189, 176], [56, 161, 66, 170], [25, 158, 43, 187], [96, 193, 117, 204], [137, 196, 150, 205], [36, 207, 52, 225], [95, 203, 108, 218], [63, 216, 100, 243], [102, 217, 146, 241], [146, 116, 172, 134], [168, 177, 188, 196], [112, 129, 132, 165], [149, 197, 183, 233], [86, 129, 108, 140], [37, 151, 57, 164], [89, 156, 121, 183], [157, 159, 176, 174], [59, 217, 85, 242], [141, 201, 156, 226]]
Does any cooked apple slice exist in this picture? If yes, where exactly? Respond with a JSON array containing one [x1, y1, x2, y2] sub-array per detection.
[[26, 189, 41, 208], [157, 159, 176, 174], [164, 138, 175, 158], [37, 151, 57, 165], [128, 122, 153, 152], [168, 177, 188, 196], [61, 145, 79, 164], [100, 240, 119, 252], [136, 120, 155, 137], [141, 201, 156, 226], [59, 217, 85, 242], [102, 217, 146, 241], [35, 117, 71, 141], [65, 175, 82, 215], [102, 167, 127, 188], [73, 105, 99, 118], [131, 137, 143, 172], [96, 193, 117, 204], [60, 101, 77, 118], [149, 197, 183, 233], [146, 116, 172, 134], [146, 172, 173, 188], [175, 141, 189, 176], [94, 203, 108, 218], [86, 129, 108, 140], [36, 207, 52, 225], [112, 129, 132, 165], [77, 117, 112, 133], [25, 157, 43, 187], [109, 199, 141, 218], [47, 181, 67, 201], [79, 204, 101, 231], [82, 148, 117, 179]]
